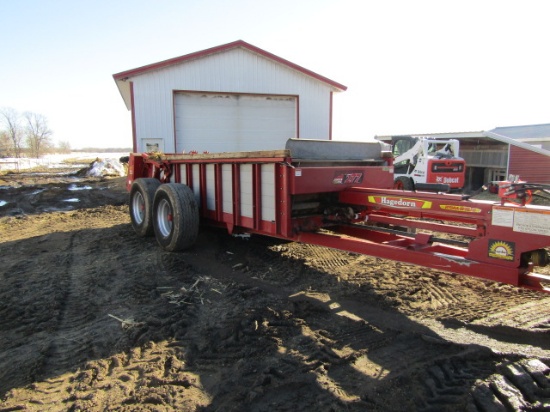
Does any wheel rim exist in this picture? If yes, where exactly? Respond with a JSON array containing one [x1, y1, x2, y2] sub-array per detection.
[[157, 198, 173, 238], [132, 192, 145, 224], [394, 181, 404, 190]]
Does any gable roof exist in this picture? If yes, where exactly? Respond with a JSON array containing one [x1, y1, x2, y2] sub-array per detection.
[[113, 40, 347, 108], [482, 130, 550, 156]]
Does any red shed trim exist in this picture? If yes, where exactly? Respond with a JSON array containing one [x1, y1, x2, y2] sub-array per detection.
[[130, 81, 137, 152]]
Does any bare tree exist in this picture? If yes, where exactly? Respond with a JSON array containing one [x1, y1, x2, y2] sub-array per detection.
[[0, 107, 24, 158], [24, 112, 52, 158], [0, 130, 11, 157]]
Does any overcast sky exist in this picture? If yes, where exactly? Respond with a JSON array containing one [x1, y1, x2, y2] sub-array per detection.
[[1, 0, 549, 149]]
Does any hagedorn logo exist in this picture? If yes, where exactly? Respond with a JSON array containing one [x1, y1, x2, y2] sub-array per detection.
[[367, 196, 432, 209]]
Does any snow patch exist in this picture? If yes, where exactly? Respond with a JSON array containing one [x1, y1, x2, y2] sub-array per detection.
[[68, 184, 92, 191], [0, 152, 128, 171], [86, 158, 126, 177]]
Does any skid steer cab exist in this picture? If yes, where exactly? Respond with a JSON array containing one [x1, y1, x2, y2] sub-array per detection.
[[389, 136, 466, 192]]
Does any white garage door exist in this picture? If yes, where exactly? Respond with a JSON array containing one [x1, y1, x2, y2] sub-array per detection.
[[174, 93, 297, 153]]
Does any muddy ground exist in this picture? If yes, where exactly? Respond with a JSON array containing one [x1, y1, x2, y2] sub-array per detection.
[[0, 170, 549, 411]]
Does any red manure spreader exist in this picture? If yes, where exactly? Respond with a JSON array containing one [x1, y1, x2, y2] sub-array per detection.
[[127, 139, 550, 293]]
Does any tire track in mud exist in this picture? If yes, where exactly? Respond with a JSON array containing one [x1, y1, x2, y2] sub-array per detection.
[[31, 218, 159, 383], [469, 358, 550, 411], [471, 297, 550, 330], [441, 298, 550, 355], [335, 251, 545, 328], [37, 230, 107, 378], [1, 226, 215, 409], [425, 288, 544, 325], [403, 281, 463, 311], [215, 236, 550, 410], [0, 222, 124, 393], [294, 243, 355, 270], [0, 238, 66, 393], [175, 234, 486, 409], [298, 294, 496, 410], [409, 351, 500, 412], [372, 274, 535, 321], [265, 241, 533, 324]]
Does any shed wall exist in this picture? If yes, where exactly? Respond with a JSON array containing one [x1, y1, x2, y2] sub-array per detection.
[[131, 48, 333, 153], [509, 145, 550, 184]]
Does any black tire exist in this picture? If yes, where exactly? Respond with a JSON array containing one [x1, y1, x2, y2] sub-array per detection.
[[153, 183, 199, 252], [129, 178, 161, 237], [394, 176, 414, 190]]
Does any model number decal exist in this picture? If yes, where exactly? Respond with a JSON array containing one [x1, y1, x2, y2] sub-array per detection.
[[333, 172, 364, 184], [367, 196, 432, 209], [440, 205, 482, 213]]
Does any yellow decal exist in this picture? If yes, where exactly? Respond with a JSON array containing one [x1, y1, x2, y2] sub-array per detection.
[[368, 196, 432, 209], [488, 240, 515, 261], [440, 205, 482, 213]]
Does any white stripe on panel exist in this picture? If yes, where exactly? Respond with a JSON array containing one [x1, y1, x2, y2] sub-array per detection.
[[261, 164, 276, 222], [179, 164, 187, 185], [206, 164, 215, 211], [222, 164, 233, 214], [240, 164, 253, 218], [192, 164, 201, 206]]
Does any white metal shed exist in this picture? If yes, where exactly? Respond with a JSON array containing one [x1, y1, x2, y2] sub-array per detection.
[[113, 40, 347, 153]]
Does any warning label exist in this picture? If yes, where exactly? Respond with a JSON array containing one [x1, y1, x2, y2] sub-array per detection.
[[513, 209, 550, 236], [492, 207, 550, 236], [492, 207, 514, 228]]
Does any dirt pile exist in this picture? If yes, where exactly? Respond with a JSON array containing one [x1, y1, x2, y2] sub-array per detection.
[[0, 172, 549, 411]]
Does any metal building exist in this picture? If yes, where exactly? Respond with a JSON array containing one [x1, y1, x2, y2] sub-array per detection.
[[377, 124, 550, 190], [113, 40, 347, 154]]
